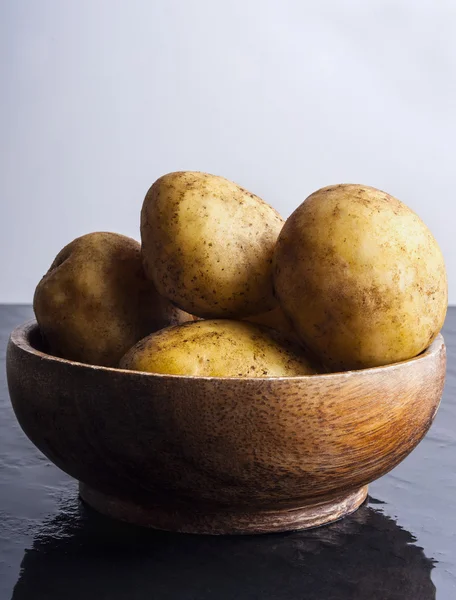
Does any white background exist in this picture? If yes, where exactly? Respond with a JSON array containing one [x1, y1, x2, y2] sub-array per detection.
[[1, 0, 455, 303]]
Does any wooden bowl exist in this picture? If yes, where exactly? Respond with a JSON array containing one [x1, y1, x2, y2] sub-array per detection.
[[6, 320, 446, 535]]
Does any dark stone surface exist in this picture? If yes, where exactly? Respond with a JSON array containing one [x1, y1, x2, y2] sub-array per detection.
[[0, 305, 455, 599]]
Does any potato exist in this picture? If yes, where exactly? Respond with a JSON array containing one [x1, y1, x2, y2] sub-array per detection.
[[140, 171, 284, 318], [33, 232, 194, 366], [274, 184, 447, 370], [119, 320, 317, 377]]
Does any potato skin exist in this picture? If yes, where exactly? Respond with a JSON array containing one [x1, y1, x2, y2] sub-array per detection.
[[140, 171, 284, 319], [273, 184, 448, 370], [119, 320, 317, 377], [33, 232, 193, 366]]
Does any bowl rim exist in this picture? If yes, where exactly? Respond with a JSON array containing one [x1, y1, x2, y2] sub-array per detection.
[[8, 319, 445, 383]]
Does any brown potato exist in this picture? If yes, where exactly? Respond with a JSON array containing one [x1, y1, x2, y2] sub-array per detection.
[[33, 232, 194, 366], [140, 171, 284, 319], [120, 319, 317, 377], [274, 184, 448, 370]]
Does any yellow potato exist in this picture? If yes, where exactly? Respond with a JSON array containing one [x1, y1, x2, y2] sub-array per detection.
[[120, 320, 317, 377], [274, 184, 448, 370], [140, 171, 284, 318], [34, 232, 194, 366]]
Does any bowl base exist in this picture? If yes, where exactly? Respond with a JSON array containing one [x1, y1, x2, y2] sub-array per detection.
[[79, 483, 368, 535]]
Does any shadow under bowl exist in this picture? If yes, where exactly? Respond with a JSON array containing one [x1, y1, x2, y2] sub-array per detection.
[[6, 320, 446, 535]]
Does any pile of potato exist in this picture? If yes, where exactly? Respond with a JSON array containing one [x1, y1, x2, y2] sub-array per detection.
[[34, 172, 447, 376]]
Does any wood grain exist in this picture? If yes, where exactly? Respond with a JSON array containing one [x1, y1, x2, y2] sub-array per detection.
[[6, 320, 446, 534], [79, 483, 368, 535]]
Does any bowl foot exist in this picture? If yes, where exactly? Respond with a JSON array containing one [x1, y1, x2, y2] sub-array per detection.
[[79, 483, 368, 535]]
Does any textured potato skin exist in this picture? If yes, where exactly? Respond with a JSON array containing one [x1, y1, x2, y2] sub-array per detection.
[[120, 319, 317, 377], [140, 171, 284, 318], [273, 184, 448, 370], [33, 232, 193, 366]]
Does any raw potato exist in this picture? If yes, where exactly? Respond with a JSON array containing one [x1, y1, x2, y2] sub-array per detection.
[[34, 232, 194, 367], [120, 320, 317, 377], [274, 184, 448, 370], [140, 171, 284, 318]]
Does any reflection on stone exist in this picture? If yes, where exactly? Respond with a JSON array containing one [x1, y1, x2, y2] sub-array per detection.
[[12, 495, 435, 600]]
